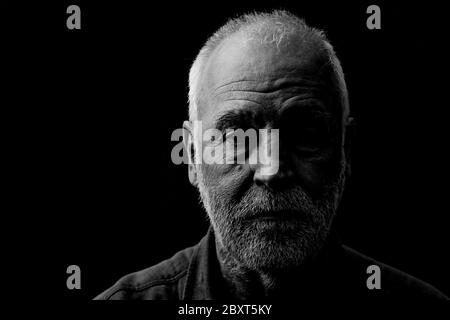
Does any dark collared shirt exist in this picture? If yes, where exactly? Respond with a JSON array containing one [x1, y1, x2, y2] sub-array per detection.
[[94, 227, 447, 300]]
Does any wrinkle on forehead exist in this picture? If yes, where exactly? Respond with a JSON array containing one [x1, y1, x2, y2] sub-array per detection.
[[214, 77, 323, 91], [213, 84, 325, 111], [198, 31, 330, 120], [213, 78, 326, 97]]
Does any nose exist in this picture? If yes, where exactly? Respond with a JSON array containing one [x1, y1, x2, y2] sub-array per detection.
[[253, 157, 295, 190], [250, 130, 295, 190]]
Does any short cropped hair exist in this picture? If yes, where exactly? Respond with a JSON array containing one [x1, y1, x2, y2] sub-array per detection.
[[188, 10, 350, 124]]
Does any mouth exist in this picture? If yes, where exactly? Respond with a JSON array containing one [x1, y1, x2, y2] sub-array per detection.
[[245, 209, 303, 222]]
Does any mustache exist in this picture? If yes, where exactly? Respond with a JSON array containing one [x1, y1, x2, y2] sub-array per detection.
[[225, 185, 317, 220]]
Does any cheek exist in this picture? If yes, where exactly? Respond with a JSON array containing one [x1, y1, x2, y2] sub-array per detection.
[[201, 163, 253, 201], [292, 148, 343, 197]]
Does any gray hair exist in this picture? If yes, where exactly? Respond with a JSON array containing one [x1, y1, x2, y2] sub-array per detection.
[[188, 10, 350, 123]]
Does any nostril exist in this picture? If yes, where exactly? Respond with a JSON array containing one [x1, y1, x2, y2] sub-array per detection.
[[254, 175, 265, 186]]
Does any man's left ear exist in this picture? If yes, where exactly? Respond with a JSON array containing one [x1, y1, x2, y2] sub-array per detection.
[[344, 117, 355, 179]]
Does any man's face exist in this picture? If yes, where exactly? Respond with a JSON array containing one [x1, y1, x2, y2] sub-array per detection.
[[192, 32, 347, 272]]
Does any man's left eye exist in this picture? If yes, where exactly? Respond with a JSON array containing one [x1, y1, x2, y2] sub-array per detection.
[[291, 127, 329, 154]]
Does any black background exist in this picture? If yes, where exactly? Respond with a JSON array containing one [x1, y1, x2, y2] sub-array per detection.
[[4, 0, 449, 301]]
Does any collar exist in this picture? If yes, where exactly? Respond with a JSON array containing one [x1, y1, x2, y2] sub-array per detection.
[[181, 225, 344, 300], [182, 226, 224, 300]]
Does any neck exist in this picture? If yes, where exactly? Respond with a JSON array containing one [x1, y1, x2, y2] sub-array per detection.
[[216, 241, 308, 300], [214, 232, 341, 300]]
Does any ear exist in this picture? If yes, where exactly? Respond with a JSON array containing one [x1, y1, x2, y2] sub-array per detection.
[[183, 120, 198, 186], [343, 117, 355, 179]]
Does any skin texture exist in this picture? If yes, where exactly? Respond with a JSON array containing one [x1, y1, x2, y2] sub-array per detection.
[[183, 30, 350, 299]]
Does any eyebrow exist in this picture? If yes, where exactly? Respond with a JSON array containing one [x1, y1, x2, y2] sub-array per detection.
[[214, 101, 332, 132], [283, 104, 333, 119], [214, 109, 256, 132]]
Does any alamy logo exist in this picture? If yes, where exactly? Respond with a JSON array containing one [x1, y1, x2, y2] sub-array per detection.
[[171, 121, 280, 176], [366, 264, 381, 289], [366, 5, 381, 30], [66, 265, 81, 290], [66, 5, 81, 30]]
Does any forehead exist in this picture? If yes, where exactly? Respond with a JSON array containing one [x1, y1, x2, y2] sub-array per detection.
[[198, 31, 331, 127], [207, 31, 326, 82]]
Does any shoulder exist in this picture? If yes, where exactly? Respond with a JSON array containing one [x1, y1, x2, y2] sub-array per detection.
[[94, 245, 195, 300], [341, 245, 448, 300]]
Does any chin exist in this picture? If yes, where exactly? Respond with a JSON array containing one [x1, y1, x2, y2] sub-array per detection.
[[226, 219, 329, 272]]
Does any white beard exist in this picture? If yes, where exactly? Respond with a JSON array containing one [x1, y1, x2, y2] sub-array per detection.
[[196, 164, 345, 272]]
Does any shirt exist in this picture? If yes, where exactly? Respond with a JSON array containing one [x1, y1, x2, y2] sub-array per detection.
[[94, 227, 448, 300]]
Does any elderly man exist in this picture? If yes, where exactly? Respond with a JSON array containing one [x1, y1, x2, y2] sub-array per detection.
[[95, 10, 447, 300]]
